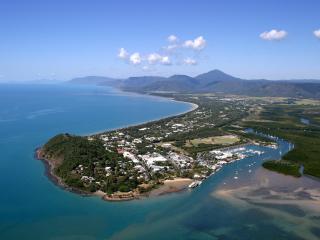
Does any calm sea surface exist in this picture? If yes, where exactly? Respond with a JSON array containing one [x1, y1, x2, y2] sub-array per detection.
[[0, 83, 319, 240]]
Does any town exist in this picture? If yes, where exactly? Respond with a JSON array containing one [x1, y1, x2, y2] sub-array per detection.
[[39, 94, 281, 200]]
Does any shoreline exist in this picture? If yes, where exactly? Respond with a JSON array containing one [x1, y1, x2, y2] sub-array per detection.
[[35, 89, 281, 202], [86, 97, 198, 137], [72, 83, 199, 136], [35, 91, 199, 201], [146, 178, 193, 197], [36, 148, 92, 196], [35, 88, 291, 202], [36, 147, 193, 201]]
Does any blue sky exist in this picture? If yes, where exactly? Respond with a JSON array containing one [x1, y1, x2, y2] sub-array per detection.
[[0, 0, 320, 81]]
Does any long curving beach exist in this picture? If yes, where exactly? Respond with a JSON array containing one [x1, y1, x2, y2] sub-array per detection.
[[36, 92, 199, 201]]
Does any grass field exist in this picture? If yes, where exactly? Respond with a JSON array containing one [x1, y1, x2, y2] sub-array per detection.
[[294, 99, 320, 106], [185, 135, 240, 147]]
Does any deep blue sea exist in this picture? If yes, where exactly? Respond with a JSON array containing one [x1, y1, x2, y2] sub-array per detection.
[[0, 83, 319, 240]]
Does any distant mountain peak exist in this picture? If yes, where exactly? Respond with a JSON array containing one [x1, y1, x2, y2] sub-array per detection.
[[206, 69, 227, 74], [195, 69, 241, 82], [68, 70, 320, 98]]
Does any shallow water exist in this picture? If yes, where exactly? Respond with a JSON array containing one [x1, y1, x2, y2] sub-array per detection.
[[0, 83, 319, 240]]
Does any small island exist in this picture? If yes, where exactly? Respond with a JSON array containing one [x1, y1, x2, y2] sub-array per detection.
[[37, 93, 320, 201]]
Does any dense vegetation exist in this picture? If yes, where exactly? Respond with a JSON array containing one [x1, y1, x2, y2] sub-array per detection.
[[243, 103, 320, 178], [262, 160, 301, 177], [40, 94, 254, 195], [42, 134, 139, 193], [40, 95, 320, 197]]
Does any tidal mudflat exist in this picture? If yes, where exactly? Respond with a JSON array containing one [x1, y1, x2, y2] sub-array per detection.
[[214, 168, 320, 240]]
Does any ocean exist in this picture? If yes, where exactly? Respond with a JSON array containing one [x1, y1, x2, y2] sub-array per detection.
[[0, 83, 319, 240]]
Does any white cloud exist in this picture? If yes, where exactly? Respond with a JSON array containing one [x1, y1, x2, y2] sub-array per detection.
[[118, 48, 129, 59], [260, 29, 287, 41], [164, 35, 179, 51], [118, 35, 207, 67], [161, 56, 171, 65], [147, 53, 162, 64], [168, 35, 178, 42], [129, 52, 141, 65], [314, 29, 320, 39], [183, 36, 206, 50], [147, 53, 171, 65], [184, 57, 197, 65]]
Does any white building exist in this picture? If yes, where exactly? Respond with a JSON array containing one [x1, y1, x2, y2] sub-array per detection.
[[123, 151, 140, 163], [133, 138, 142, 144], [140, 153, 168, 171]]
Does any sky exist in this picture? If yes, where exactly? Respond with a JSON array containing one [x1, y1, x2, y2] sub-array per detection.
[[0, 0, 320, 82]]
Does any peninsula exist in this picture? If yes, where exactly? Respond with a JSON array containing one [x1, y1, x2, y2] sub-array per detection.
[[37, 70, 320, 201], [37, 89, 320, 201]]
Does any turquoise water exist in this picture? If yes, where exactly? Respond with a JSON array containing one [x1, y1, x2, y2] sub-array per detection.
[[0, 84, 318, 239]]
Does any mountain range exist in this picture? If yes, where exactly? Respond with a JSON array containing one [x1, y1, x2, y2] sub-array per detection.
[[70, 70, 320, 99]]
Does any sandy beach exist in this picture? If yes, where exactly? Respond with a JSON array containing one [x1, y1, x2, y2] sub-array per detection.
[[148, 178, 193, 197], [92, 178, 193, 201], [35, 94, 199, 202]]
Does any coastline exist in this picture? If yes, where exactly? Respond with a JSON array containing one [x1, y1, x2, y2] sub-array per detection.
[[86, 96, 198, 137], [36, 148, 92, 196], [147, 178, 193, 197], [35, 91, 199, 201], [36, 88, 295, 202], [95, 178, 193, 201], [36, 147, 194, 201], [73, 83, 199, 136]]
